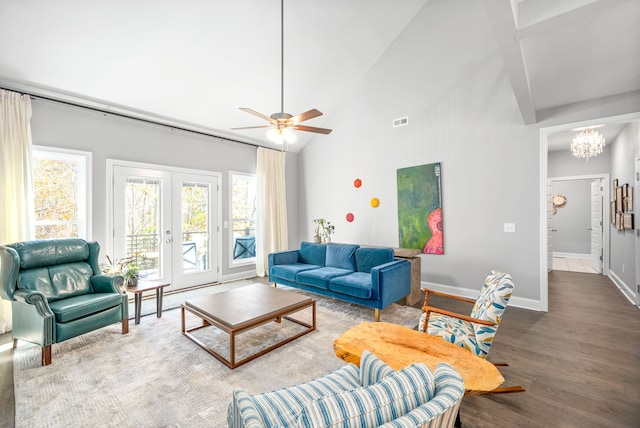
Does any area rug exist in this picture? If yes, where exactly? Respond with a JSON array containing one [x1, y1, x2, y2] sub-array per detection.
[[13, 284, 421, 427]]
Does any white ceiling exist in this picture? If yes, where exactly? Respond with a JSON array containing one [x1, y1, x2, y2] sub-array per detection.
[[0, 0, 638, 153]]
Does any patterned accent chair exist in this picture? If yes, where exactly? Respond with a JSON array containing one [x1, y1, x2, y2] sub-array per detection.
[[418, 270, 513, 359], [0, 238, 129, 365]]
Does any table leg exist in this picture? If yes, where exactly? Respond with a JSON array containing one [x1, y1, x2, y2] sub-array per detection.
[[156, 288, 164, 318], [135, 294, 142, 325]]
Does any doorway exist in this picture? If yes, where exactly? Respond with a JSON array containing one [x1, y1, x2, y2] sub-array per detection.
[[108, 161, 221, 291], [548, 176, 608, 275], [539, 112, 640, 312]]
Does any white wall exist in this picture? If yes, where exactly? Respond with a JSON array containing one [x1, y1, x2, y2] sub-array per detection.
[[609, 122, 639, 290], [300, 0, 540, 303], [550, 180, 592, 254], [29, 99, 300, 279], [298, 0, 640, 309]]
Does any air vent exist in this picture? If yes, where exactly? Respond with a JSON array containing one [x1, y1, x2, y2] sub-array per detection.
[[393, 117, 409, 128]]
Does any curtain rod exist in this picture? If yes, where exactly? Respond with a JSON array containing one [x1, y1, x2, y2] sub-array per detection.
[[0, 86, 260, 149]]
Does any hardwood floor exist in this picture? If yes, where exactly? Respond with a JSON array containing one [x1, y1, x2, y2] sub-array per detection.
[[1, 271, 638, 427], [451, 271, 640, 427]]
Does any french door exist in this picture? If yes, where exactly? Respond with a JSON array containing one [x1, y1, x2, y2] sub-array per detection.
[[111, 164, 219, 290]]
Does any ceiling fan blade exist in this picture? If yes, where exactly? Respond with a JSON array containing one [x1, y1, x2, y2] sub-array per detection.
[[231, 125, 273, 130], [239, 107, 273, 122], [293, 125, 333, 135], [291, 109, 323, 123]]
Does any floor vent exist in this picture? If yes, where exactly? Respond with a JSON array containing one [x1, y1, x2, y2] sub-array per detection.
[[393, 117, 409, 127]]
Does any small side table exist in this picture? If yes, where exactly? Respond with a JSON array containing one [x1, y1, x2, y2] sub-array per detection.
[[125, 280, 171, 324]]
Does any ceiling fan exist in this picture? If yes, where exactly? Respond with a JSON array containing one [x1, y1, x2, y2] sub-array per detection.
[[231, 0, 332, 145]]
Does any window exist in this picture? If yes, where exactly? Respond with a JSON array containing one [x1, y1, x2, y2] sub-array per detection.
[[32, 147, 91, 239], [230, 172, 256, 265]]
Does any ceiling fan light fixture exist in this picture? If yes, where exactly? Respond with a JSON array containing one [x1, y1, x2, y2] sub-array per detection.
[[231, 0, 332, 148], [267, 127, 296, 145]]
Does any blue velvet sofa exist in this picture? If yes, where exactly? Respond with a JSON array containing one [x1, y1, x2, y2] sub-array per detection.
[[268, 242, 411, 321]]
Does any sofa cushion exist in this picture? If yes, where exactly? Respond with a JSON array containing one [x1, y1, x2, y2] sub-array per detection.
[[297, 362, 435, 428], [360, 350, 395, 387], [297, 267, 354, 290], [9, 238, 90, 269], [17, 262, 94, 302], [325, 244, 359, 271], [355, 248, 394, 273], [271, 264, 321, 282], [242, 363, 361, 427], [298, 242, 327, 266], [328, 272, 372, 299], [48, 292, 124, 323]]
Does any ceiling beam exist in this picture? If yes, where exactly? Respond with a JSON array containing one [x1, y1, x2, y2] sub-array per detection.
[[516, 0, 631, 39], [482, 0, 537, 125]]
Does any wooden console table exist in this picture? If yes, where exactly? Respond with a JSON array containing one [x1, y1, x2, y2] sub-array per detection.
[[393, 248, 422, 306]]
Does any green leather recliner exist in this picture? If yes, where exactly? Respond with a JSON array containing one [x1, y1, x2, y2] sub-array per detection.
[[0, 238, 129, 365]]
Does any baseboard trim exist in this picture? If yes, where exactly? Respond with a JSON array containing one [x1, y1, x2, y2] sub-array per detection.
[[420, 281, 544, 312], [608, 270, 636, 305], [553, 252, 591, 259], [220, 270, 257, 283]]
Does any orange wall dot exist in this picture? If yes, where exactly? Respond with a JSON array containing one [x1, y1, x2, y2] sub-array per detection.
[[370, 198, 380, 208], [354, 178, 362, 188]]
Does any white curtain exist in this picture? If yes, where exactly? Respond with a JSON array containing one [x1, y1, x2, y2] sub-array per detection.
[[255, 147, 288, 277], [0, 89, 34, 333]]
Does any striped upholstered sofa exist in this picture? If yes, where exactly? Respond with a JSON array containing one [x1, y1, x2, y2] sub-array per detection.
[[227, 351, 464, 428]]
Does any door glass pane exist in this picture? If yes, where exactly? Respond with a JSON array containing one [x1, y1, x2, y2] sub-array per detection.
[[182, 182, 209, 274], [125, 178, 161, 279]]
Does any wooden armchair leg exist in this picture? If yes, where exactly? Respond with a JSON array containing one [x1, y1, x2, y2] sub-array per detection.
[[487, 385, 526, 394], [122, 318, 129, 334], [374, 309, 381, 322], [13, 338, 18, 349], [42, 345, 52, 366]]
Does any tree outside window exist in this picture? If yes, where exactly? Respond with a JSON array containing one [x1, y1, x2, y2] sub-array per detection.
[[32, 148, 89, 239], [231, 172, 256, 262]]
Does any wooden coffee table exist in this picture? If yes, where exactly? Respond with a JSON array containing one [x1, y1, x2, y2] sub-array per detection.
[[181, 283, 316, 369], [334, 322, 504, 393]]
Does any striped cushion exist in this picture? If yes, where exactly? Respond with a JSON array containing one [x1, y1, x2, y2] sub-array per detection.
[[239, 363, 361, 427], [359, 350, 394, 387], [380, 363, 464, 428], [297, 363, 435, 428]]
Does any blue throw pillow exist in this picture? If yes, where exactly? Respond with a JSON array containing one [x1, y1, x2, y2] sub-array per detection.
[[298, 242, 327, 266], [355, 248, 394, 273], [325, 244, 359, 271]]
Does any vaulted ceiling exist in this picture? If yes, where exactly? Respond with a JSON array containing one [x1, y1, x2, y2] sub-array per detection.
[[1, 0, 638, 153]]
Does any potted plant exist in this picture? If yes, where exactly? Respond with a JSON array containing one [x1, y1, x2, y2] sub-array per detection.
[[313, 218, 335, 243], [101, 256, 139, 289], [323, 221, 335, 243], [313, 218, 325, 243]]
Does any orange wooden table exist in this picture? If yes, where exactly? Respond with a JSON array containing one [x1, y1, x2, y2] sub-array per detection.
[[334, 322, 504, 393]]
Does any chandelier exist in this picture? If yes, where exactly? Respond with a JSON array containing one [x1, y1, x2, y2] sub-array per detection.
[[571, 128, 605, 161]]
